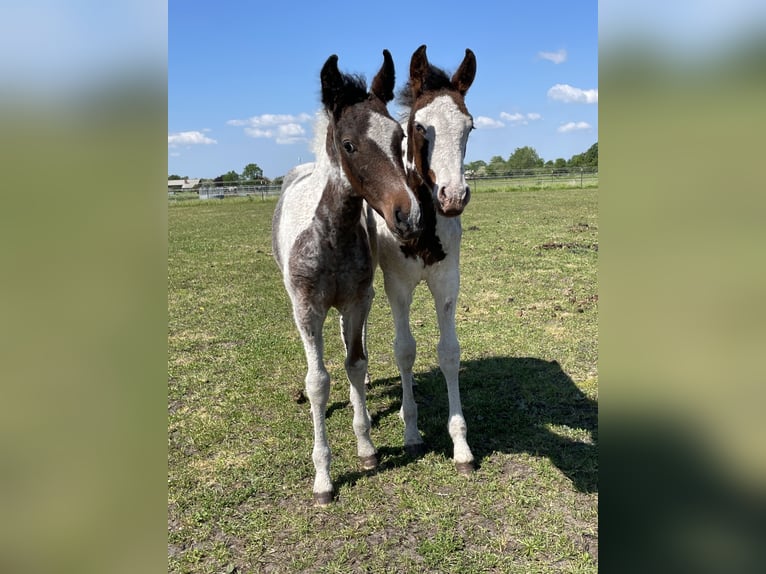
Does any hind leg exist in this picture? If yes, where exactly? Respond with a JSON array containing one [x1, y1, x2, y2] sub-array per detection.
[[340, 291, 377, 469]]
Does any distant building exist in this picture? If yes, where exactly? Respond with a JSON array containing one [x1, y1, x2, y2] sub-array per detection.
[[167, 178, 201, 192]]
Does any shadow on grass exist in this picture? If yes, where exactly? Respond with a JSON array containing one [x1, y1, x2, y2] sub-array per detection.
[[331, 356, 598, 494]]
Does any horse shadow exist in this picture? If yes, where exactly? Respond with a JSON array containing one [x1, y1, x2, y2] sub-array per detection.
[[329, 356, 597, 493]]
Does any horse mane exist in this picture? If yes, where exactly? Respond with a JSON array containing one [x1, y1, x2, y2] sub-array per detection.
[[311, 111, 330, 159], [314, 73, 371, 156], [396, 64, 453, 110], [323, 73, 370, 119]]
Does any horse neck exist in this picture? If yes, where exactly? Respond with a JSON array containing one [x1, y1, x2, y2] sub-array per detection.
[[313, 149, 363, 235]]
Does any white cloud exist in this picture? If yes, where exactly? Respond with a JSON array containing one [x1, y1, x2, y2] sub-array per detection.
[[227, 113, 312, 127], [244, 128, 274, 139], [500, 111, 543, 125], [229, 113, 312, 144], [558, 121, 592, 133], [538, 49, 567, 64], [548, 84, 598, 104], [475, 116, 505, 129], [276, 123, 307, 144], [167, 130, 217, 147], [500, 112, 524, 122]]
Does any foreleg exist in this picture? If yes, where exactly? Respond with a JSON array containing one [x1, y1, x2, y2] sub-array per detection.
[[428, 271, 474, 473], [294, 307, 334, 505], [384, 274, 425, 455]]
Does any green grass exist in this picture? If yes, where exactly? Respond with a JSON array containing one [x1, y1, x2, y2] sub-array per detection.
[[168, 189, 598, 572]]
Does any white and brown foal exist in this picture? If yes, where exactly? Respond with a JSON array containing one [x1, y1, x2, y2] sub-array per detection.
[[272, 51, 421, 505], [370, 45, 477, 474]]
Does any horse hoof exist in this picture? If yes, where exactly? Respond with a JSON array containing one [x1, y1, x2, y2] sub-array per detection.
[[455, 461, 475, 476], [404, 443, 427, 458], [313, 491, 334, 506], [359, 454, 378, 470]]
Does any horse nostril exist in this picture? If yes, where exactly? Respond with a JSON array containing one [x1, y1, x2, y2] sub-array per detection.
[[438, 186, 447, 204]]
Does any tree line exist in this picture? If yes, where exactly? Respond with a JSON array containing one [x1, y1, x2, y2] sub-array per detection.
[[465, 142, 597, 177], [170, 142, 597, 184], [169, 163, 283, 187]]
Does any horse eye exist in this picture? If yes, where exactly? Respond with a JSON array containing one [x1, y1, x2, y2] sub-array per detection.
[[342, 140, 356, 153], [415, 123, 426, 135]]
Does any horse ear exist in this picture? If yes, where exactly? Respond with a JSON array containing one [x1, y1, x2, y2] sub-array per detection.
[[451, 48, 476, 96], [409, 44, 429, 99], [370, 49, 395, 103], [320, 54, 343, 111]]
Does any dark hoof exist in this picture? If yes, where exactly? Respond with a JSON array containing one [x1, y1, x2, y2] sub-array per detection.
[[313, 491, 333, 506], [455, 461, 475, 476], [404, 443, 427, 458], [359, 453, 378, 470]]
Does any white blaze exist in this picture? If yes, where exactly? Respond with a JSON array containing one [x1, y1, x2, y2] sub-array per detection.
[[413, 94, 472, 196]]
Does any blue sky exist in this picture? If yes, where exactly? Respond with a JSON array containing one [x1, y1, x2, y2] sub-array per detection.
[[169, 0, 597, 180]]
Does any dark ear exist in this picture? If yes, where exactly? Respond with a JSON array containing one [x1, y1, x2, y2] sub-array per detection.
[[409, 44, 429, 99], [451, 48, 476, 95], [370, 49, 395, 102], [320, 54, 343, 111]]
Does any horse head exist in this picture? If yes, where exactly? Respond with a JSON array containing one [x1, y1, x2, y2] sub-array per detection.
[[320, 51, 421, 240], [404, 45, 476, 217]]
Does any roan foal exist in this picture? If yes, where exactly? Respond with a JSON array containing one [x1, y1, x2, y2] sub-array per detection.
[[272, 51, 421, 505]]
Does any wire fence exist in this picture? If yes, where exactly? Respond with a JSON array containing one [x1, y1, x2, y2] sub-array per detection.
[[168, 168, 598, 201], [468, 167, 598, 191], [168, 184, 282, 201]]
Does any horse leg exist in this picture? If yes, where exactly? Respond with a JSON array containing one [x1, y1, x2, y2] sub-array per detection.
[[294, 307, 334, 505], [340, 292, 378, 469], [384, 274, 426, 456], [362, 317, 373, 389], [427, 271, 474, 474]]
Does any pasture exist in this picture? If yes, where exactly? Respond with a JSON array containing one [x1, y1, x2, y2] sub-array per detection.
[[168, 188, 598, 572]]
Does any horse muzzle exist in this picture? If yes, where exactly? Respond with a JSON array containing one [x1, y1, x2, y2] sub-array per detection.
[[436, 184, 471, 217], [392, 205, 422, 241]]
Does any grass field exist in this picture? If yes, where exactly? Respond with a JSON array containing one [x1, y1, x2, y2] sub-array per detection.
[[168, 188, 598, 573]]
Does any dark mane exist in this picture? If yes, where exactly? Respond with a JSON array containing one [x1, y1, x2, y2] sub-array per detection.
[[396, 65, 453, 109], [323, 73, 370, 115]]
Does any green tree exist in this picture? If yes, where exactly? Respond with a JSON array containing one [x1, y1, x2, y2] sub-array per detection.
[[463, 159, 487, 176], [569, 142, 598, 168], [582, 142, 598, 167], [487, 155, 507, 175], [241, 163, 264, 182], [507, 146, 543, 170]]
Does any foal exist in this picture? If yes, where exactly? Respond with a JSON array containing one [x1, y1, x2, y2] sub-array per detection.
[[272, 51, 421, 505], [370, 45, 477, 474]]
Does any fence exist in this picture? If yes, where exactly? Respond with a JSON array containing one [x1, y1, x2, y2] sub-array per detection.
[[468, 167, 598, 191], [169, 168, 598, 201], [194, 185, 282, 200]]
